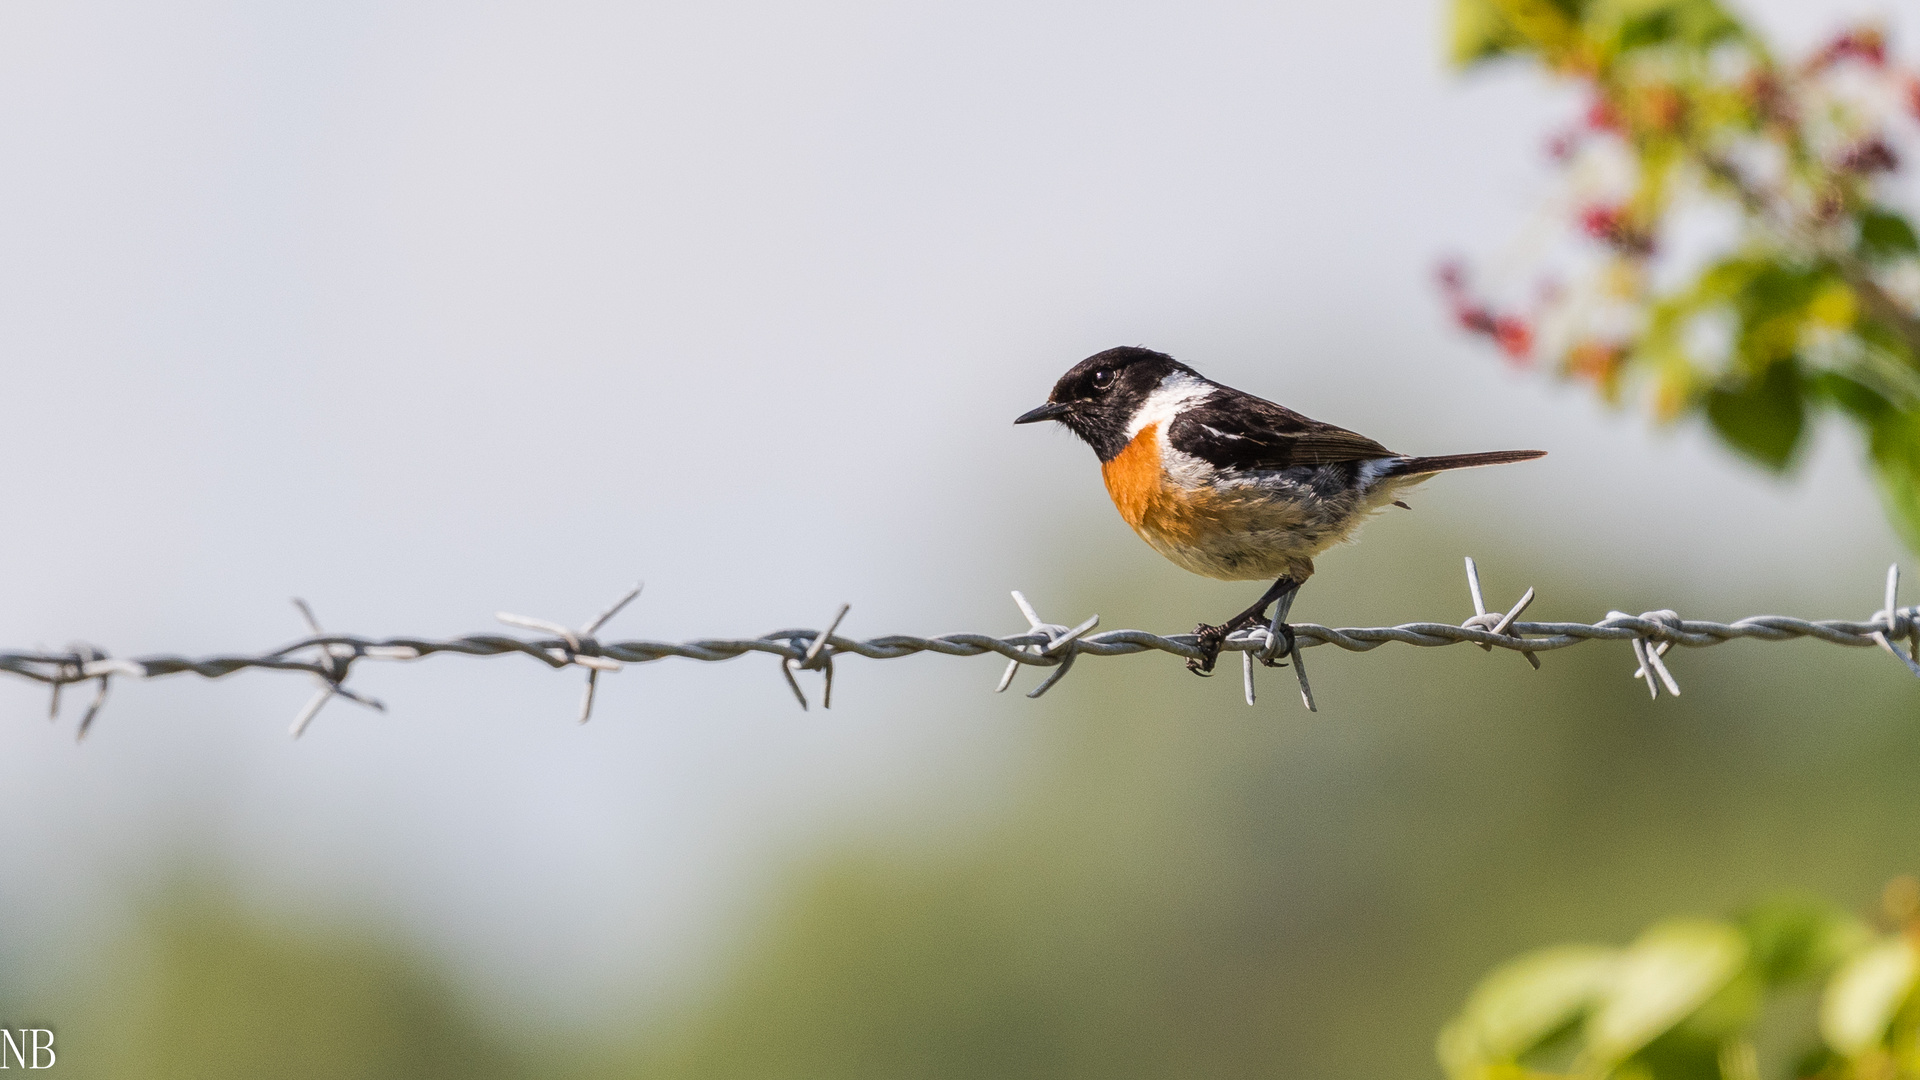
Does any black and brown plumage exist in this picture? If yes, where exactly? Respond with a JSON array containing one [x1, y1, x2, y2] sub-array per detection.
[[1015, 346, 1545, 675]]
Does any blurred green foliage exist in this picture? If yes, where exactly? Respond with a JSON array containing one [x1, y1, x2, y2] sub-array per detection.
[[1444, 0, 1920, 549], [48, 889, 530, 1080], [1439, 885, 1920, 1079], [1439, 6, 1920, 1065]]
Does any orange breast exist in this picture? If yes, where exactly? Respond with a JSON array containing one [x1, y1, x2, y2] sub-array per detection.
[[1100, 423, 1325, 580], [1100, 423, 1209, 549]]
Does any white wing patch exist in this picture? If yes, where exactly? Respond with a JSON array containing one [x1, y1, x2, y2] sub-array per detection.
[[1357, 457, 1405, 490], [1125, 373, 1215, 439]]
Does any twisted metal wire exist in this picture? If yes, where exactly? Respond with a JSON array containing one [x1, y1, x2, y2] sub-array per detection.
[[5, 561, 1917, 739]]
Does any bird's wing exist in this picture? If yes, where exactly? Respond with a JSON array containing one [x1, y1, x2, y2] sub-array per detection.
[[1166, 389, 1395, 470]]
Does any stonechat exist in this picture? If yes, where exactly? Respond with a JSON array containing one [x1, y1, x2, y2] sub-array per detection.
[[1016, 346, 1544, 674]]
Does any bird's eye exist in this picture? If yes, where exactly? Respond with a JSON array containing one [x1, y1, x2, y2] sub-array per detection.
[[1091, 368, 1115, 391]]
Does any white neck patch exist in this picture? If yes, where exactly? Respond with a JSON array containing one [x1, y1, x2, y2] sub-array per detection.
[[1125, 372, 1215, 438]]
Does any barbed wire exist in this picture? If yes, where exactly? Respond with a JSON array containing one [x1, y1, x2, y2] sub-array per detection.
[[5, 559, 1917, 740]]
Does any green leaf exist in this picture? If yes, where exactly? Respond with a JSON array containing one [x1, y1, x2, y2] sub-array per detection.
[[1868, 409, 1920, 553], [1737, 895, 1872, 987], [1586, 920, 1747, 1066], [1859, 209, 1920, 262], [1614, 6, 1683, 49], [1705, 360, 1806, 470], [1857, 313, 1919, 368], [1733, 262, 1826, 337], [1693, 256, 1767, 303], [1449, 0, 1528, 65], [1812, 372, 1895, 425], [1633, 1023, 1749, 1080], [1668, 0, 1742, 46], [1794, 1043, 1844, 1079], [1607, 0, 1740, 49], [1437, 944, 1618, 1076], [1820, 935, 1917, 1056], [1668, 965, 1764, 1046]]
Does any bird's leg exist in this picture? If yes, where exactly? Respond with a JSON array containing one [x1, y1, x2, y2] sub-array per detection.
[[1259, 587, 1298, 668], [1188, 576, 1302, 676]]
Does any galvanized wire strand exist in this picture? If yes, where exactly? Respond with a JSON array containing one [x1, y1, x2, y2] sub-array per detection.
[[6, 560, 1918, 739]]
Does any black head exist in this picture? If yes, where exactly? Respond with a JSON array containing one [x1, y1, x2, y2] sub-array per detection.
[[1014, 346, 1197, 461]]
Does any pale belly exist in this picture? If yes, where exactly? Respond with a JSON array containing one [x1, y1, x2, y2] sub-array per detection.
[[1129, 480, 1396, 581], [1103, 435, 1414, 582]]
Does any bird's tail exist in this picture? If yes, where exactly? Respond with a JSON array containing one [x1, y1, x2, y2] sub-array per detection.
[[1384, 449, 1546, 477]]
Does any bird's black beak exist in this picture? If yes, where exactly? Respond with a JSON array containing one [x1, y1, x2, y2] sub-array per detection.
[[1014, 401, 1070, 425]]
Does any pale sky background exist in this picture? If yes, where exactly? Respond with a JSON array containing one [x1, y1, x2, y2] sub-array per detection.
[[0, 0, 1912, 1026]]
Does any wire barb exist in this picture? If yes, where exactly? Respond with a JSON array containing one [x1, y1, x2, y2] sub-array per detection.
[[287, 600, 385, 738], [1463, 557, 1542, 670], [1616, 610, 1684, 699], [783, 603, 850, 711], [1233, 590, 1313, 710], [994, 592, 1098, 699], [46, 643, 115, 742], [1290, 639, 1315, 712], [1236, 611, 1315, 712], [496, 583, 641, 724], [1869, 564, 1920, 679]]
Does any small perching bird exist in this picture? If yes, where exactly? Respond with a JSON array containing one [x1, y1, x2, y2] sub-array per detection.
[[1015, 346, 1545, 674]]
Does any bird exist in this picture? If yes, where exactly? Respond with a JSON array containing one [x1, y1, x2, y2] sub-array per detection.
[[1014, 346, 1545, 675]]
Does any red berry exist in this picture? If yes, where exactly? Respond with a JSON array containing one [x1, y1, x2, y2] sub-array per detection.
[[1837, 137, 1899, 174], [1494, 317, 1533, 360], [1579, 205, 1621, 238], [1809, 27, 1888, 72], [1455, 306, 1496, 335]]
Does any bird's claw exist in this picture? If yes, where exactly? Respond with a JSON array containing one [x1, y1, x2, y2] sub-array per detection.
[[1187, 623, 1228, 676], [1190, 618, 1295, 675]]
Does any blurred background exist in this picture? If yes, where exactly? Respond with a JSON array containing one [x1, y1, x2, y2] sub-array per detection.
[[0, 0, 1915, 1076]]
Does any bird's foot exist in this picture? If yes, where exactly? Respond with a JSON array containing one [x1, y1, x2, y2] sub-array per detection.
[[1186, 623, 1229, 676]]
